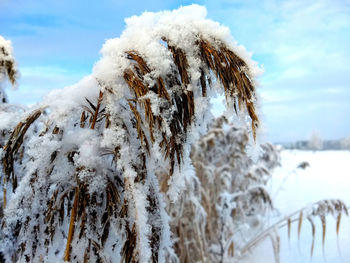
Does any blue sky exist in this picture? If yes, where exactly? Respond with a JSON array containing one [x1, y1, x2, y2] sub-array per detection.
[[1, 0, 350, 142]]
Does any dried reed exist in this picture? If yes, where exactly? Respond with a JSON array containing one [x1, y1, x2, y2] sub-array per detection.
[[1, 29, 260, 262], [0, 46, 18, 87], [161, 117, 276, 263]]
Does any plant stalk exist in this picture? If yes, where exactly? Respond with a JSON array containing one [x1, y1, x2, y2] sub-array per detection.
[[90, 91, 103, 130], [64, 186, 79, 262]]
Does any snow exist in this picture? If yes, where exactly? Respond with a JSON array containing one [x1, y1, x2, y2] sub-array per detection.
[[0, 104, 25, 132], [0, 35, 18, 95], [94, 4, 262, 98], [2, 5, 263, 261], [0, 36, 16, 80], [2, 5, 348, 263], [40, 75, 100, 125], [243, 150, 350, 263]]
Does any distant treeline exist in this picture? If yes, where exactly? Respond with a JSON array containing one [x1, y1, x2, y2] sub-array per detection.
[[277, 139, 350, 150]]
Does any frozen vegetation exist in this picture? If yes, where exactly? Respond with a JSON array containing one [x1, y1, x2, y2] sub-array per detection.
[[243, 150, 350, 263], [0, 5, 348, 263], [0, 5, 261, 262], [0, 35, 18, 104]]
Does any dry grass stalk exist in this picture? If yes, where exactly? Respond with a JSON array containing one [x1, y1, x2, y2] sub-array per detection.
[[287, 217, 292, 241], [164, 117, 348, 263], [298, 211, 303, 240], [64, 186, 79, 262], [90, 91, 104, 130], [122, 37, 259, 178], [0, 23, 347, 262], [0, 45, 18, 87], [336, 213, 341, 236], [307, 216, 316, 257], [1, 29, 260, 262], [1, 109, 42, 207], [2, 187, 6, 209], [198, 40, 259, 139], [162, 117, 276, 263], [80, 90, 106, 129], [239, 199, 349, 261]]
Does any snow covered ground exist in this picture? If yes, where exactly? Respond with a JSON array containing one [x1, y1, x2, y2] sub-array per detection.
[[243, 150, 350, 263]]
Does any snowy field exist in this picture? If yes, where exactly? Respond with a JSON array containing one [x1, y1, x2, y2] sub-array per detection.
[[244, 150, 350, 263]]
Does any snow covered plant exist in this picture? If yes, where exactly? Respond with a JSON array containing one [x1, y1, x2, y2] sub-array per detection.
[[162, 116, 280, 263], [0, 35, 22, 223], [0, 5, 262, 263], [164, 116, 349, 263], [0, 35, 23, 148], [0, 35, 18, 104]]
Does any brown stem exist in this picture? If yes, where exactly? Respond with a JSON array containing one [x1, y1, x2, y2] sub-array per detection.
[[90, 91, 103, 130], [64, 187, 79, 262], [3, 177, 6, 208], [3, 188, 6, 209]]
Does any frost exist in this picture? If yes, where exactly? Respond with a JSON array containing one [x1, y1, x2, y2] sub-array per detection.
[[0, 5, 262, 262], [0, 35, 18, 103], [164, 116, 280, 262]]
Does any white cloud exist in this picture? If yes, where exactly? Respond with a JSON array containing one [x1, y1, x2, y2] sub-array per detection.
[[2, 0, 350, 141], [7, 65, 89, 105]]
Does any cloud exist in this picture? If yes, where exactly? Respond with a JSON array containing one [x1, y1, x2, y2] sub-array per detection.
[[1, 0, 350, 141], [203, 0, 350, 141], [6, 65, 89, 105]]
